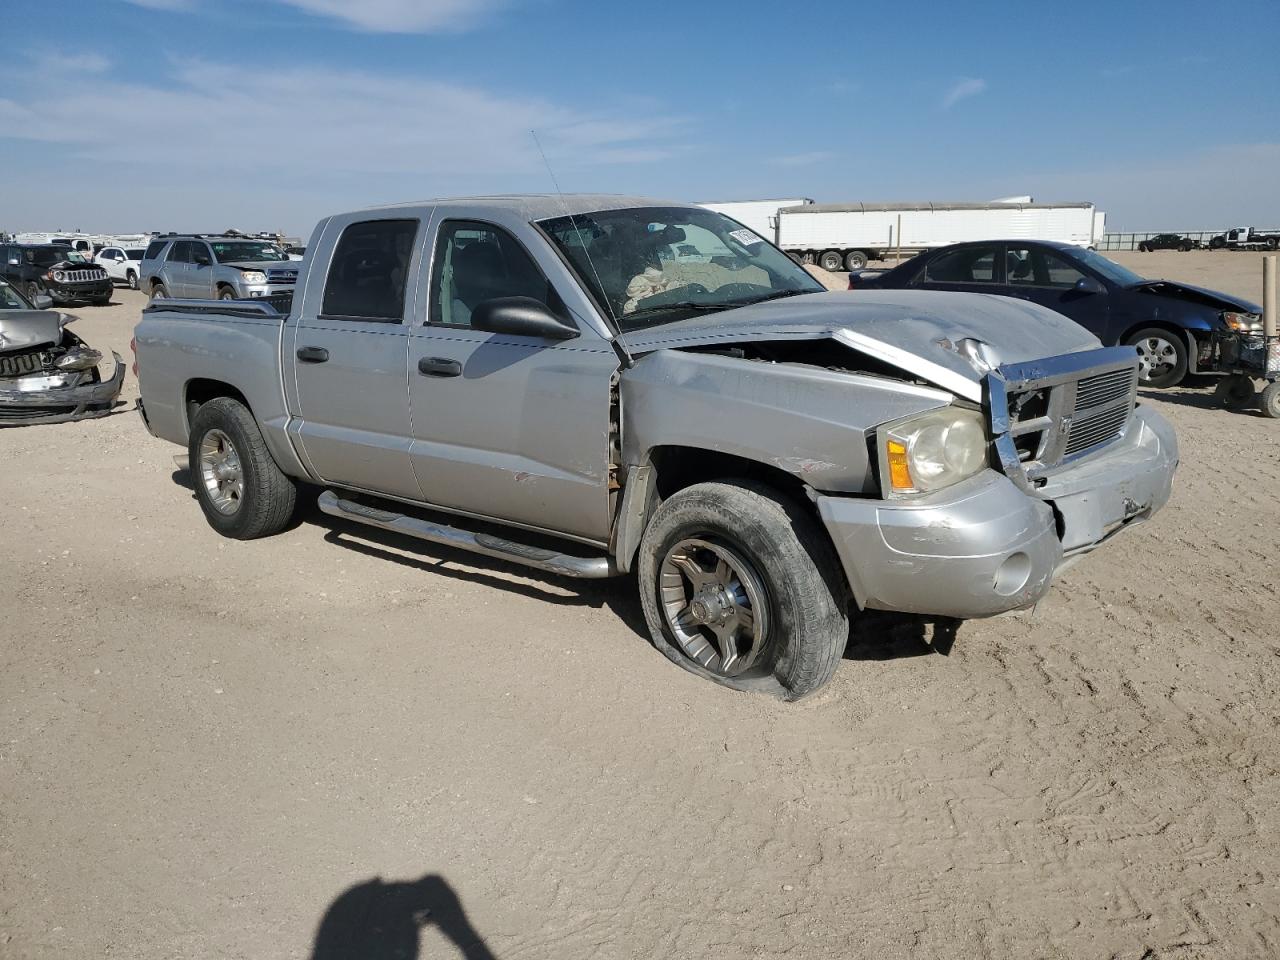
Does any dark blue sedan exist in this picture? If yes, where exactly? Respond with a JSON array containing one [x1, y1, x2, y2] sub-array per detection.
[[849, 240, 1261, 387]]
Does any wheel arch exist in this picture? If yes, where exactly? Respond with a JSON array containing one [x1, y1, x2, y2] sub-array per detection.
[[613, 445, 826, 575], [184, 378, 251, 434]]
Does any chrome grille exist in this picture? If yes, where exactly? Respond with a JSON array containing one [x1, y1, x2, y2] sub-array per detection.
[[992, 347, 1140, 484], [266, 269, 298, 284], [57, 269, 107, 283]]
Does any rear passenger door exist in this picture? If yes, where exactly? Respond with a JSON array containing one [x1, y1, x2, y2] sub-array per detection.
[[164, 241, 193, 297], [286, 216, 423, 500], [915, 244, 1002, 294]]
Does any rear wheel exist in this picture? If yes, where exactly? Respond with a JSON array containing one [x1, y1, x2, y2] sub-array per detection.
[[844, 250, 869, 271], [637, 480, 849, 700], [188, 397, 297, 539], [1128, 327, 1188, 388], [818, 250, 844, 272], [126, 270, 138, 290], [1216, 374, 1256, 410], [1261, 382, 1280, 419]]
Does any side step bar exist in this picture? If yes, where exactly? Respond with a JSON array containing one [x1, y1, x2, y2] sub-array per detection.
[[317, 489, 619, 579]]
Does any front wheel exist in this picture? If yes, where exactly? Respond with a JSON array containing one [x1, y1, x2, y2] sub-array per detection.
[[188, 397, 297, 539], [217, 287, 236, 301], [637, 480, 849, 700], [1128, 327, 1188, 388], [1261, 382, 1280, 419], [126, 270, 138, 290]]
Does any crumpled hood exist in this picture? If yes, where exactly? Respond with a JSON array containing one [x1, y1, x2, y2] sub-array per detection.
[[1133, 279, 1261, 315], [618, 290, 1102, 402], [0, 310, 69, 352]]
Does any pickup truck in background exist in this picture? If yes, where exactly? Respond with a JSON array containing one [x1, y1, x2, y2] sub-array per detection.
[[133, 196, 1178, 699], [140, 235, 299, 301]]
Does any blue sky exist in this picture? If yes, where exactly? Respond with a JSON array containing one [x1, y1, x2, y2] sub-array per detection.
[[2, 0, 1277, 236]]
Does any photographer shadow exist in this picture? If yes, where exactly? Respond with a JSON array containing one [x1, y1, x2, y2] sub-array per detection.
[[311, 874, 495, 960]]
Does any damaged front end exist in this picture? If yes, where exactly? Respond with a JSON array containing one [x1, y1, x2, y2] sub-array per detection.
[[0, 311, 125, 426]]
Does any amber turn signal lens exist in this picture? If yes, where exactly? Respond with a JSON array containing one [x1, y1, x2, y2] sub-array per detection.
[[886, 439, 914, 492]]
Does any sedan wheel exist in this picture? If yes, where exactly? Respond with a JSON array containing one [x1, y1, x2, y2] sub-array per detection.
[[1128, 328, 1188, 388]]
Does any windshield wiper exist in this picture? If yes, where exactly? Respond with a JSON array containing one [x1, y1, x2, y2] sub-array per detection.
[[625, 300, 733, 319], [722, 289, 810, 308]]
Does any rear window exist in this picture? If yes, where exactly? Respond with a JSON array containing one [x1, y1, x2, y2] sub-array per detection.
[[126, 249, 145, 261], [321, 219, 419, 322], [144, 240, 167, 260]]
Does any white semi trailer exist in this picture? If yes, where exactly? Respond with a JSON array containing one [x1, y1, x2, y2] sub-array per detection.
[[776, 200, 1103, 271], [696, 198, 813, 242]]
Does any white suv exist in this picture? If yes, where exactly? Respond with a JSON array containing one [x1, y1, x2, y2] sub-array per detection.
[[95, 246, 147, 290]]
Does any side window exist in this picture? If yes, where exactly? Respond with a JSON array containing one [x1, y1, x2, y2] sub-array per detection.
[[191, 242, 212, 265], [923, 246, 997, 284], [1006, 247, 1086, 288], [166, 241, 191, 264], [429, 220, 552, 327], [321, 218, 419, 322], [144, 240, 166, 260]]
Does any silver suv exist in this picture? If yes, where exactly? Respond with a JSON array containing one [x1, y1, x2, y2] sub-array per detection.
[[140, 235, 298, 301]]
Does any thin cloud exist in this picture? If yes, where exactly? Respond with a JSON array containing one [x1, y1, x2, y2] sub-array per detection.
[[30, 51, 112, 74], [120, 0, 195, 9], [272, 0, 509, 32], [941, 77, 987, 109], [0, 57, 685, 177]]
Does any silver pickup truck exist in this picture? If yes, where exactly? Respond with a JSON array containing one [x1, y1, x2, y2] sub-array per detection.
[[134, 195, 1177, 699]]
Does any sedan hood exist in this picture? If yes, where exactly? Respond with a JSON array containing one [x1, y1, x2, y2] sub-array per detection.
[[618, 290, 1102, 402], [0, 310, 69, 352], [1132, 279, 1261, 315]]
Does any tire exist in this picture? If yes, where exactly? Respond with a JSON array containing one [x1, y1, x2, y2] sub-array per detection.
[[126, 270, 138, 290], [188, 397, 297, 540], [1268, 238, 1278, 251], [1138, 243, 1148, 252], [1261, 382, 1280, 419], [844, 250, 869, 271], [637, 480, 849, 700], [1215, 373, 1256, 410], [1127, 327, 1188, 388], [150, 283, 169, 301], [818, 250, 844, 272], [217, 286, 236, 301]]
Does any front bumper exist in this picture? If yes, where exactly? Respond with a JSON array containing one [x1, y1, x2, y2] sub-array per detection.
[[237, 282, 295, 299], [0, 353, 126, 426], [49, 281, 112, 303], [817, 406, 1177, 619]]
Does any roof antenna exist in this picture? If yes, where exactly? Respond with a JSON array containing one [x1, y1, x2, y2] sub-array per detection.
[[531, 129, 631, 367]]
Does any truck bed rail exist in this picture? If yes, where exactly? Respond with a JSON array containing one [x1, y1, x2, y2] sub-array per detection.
[[142, 294, 292, 319]]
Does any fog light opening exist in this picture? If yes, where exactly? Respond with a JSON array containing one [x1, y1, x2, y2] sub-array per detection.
[[993, 552, 1032, 597]]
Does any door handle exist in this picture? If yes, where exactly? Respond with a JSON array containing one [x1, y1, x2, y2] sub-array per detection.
[[296, 346, 329, 363], [418, 357, 462, 378]]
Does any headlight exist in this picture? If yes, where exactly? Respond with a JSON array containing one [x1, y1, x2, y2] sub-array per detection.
[[878, 407, 988, 497], [240, 271, 267, 284], [1223, 311, 1262, 333], [53, 270, 66, 282]]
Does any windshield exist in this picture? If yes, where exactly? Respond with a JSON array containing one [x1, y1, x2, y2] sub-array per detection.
[[0, 281, 33, 309], [209, 241, 284, 263], [27, 247, 88, 266], [1075, 248, 1145, 287], [538, 206, 824, 331]]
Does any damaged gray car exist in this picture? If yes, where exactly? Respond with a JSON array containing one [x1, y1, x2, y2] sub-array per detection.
[[134, 197, 1178, 699], [0, 280, 125, 425]]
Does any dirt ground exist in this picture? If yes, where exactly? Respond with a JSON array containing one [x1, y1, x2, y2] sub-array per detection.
[[2, 251, 1278, 960]]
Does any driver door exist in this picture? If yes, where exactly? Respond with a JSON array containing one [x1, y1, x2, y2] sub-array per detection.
[[406, 217, 617, 542]]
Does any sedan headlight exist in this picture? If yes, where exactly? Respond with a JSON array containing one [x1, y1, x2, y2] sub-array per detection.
[[1222, 311, 1262, 333], [240, 270, 267, 284], [878, 407, 989, 497]]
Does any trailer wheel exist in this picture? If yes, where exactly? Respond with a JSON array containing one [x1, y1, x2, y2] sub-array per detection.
[[800, 252, 816, 266], [1268, 238, 1278, 251], [1216, 374, 1256, 410], [1261, 382, 1280, 419], [818, 250, 843, 272], [844, 250, 869, 271]]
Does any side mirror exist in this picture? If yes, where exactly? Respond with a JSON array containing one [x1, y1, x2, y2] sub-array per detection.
[[1074, 276, 1106, 295], [7, 258, 19, 266], [34, 294, 54, 310], [194, 255, 211, 266], [469, 296, 579, 340]]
